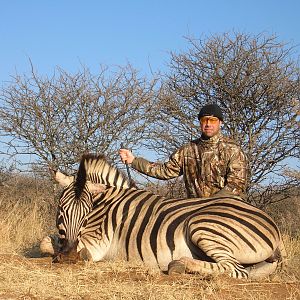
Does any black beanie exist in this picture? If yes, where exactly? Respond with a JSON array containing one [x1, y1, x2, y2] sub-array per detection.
[[198, 104, 224, 121]]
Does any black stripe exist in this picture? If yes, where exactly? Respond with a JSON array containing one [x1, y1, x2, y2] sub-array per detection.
[[103, 188, 127, 237], [205, 202, 279, 236], [86, 187, 127, 240], [149, 199, 222, 257], [162, 200, 224, 255], [150, 206, 202, 258], [166, 213, 193, 253], [156, 197, 214, 212], [149, 213, 164, 261], [124, 193, 153, 260], [195, 237, 235, 256], [113, 172, 119, 187], [197, 226, 240, 249], [190, 218, 257, 252], [104, 166, 111, 185], [185, 234, 215, 261], [109, 189, 130, 230], [197, 211, 274, 249], [118, 190, 146, 240], [136, 196, 159, 261]]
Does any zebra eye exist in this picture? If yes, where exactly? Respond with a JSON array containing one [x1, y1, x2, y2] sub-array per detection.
[[56, 215, 64, 226]]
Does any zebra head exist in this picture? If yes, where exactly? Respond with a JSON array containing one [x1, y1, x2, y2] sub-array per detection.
[[54, 155, 109, 261], [53, 154, 130, 262]]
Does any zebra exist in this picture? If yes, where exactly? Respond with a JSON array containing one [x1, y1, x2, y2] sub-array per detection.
[[43, 153, 286, 279]]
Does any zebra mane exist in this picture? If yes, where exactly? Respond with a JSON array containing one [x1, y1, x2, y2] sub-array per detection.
[[75, 154, 131, 196]]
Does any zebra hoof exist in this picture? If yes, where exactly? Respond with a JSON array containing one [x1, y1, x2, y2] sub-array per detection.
[[168, 260, 186, 275]]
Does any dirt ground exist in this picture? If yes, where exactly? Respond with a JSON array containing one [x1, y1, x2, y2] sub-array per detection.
[[0, 254, 299, 300]]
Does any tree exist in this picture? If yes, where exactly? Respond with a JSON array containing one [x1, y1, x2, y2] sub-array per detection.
[[149, 32, 300, 208], [0, 63, 159, 174]]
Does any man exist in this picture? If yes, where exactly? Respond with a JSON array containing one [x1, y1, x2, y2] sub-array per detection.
[[119, 104, 248, 198]]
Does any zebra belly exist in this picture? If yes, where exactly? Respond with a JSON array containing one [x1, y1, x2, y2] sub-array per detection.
[[127, 241, 191, 271], [92, 227, 194, 271]]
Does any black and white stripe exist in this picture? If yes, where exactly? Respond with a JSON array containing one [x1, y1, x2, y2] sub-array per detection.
[[54, 154, 285, 279]]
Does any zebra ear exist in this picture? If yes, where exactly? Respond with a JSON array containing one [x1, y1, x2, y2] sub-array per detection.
[[54, 170, 74, 187], [86, 181, 107, 194]]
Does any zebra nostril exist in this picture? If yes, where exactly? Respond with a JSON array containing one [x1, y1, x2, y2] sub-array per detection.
[[56, 240, 80, 264], [60, 239, 79, 255], [61, 247, 69, 254], [59, 239, 69, 254]]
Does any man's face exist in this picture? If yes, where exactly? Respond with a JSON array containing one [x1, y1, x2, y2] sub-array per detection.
[[200, 116, 222, 138]]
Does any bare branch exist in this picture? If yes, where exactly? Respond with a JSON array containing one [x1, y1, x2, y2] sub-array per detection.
[[0, 63, 160, 174]]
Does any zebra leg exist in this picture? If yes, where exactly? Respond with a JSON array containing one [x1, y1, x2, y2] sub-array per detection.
[[246, 261, 278, 280], [168, 256, 249, 279], [246, 245, 285, 279], [168, 257, 279, 279]]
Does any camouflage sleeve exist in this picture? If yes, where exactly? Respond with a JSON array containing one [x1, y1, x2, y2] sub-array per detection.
[[131, 149, 183, 180], [217, 146, 248, 197]]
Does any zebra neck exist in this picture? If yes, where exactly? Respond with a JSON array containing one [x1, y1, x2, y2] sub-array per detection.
[[93, 186, 138, 207]]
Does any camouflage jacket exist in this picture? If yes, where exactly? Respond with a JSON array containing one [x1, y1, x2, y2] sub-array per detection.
[[131, 133, 248, 198]]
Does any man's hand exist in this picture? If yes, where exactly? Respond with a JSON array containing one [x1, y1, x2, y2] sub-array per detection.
[[119, 148, 135, 164]]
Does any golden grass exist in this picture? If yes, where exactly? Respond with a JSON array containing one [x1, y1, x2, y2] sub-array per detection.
[[0, 195, 51, 255], [0, 184, 299, 299], [0, 255, 299, 300]]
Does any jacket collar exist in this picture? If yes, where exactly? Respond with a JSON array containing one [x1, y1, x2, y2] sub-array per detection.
[[200, 132, 222, 144]]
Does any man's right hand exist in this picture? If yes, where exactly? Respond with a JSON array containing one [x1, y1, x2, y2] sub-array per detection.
[[119, 148, 135, 164]]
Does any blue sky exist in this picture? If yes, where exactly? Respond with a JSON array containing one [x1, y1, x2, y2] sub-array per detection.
[[1, 0, 300, 84], [0, 0, 299, 173]]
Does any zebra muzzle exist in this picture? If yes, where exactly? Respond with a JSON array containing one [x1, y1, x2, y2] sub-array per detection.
[[53, 239, 80, 264]]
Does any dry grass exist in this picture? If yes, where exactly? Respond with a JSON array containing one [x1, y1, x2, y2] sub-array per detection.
[[0, 199, 45, 254], [0, 180, 299, 300], [0, 255, 299, 300], [0, 182, 55, 255]]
